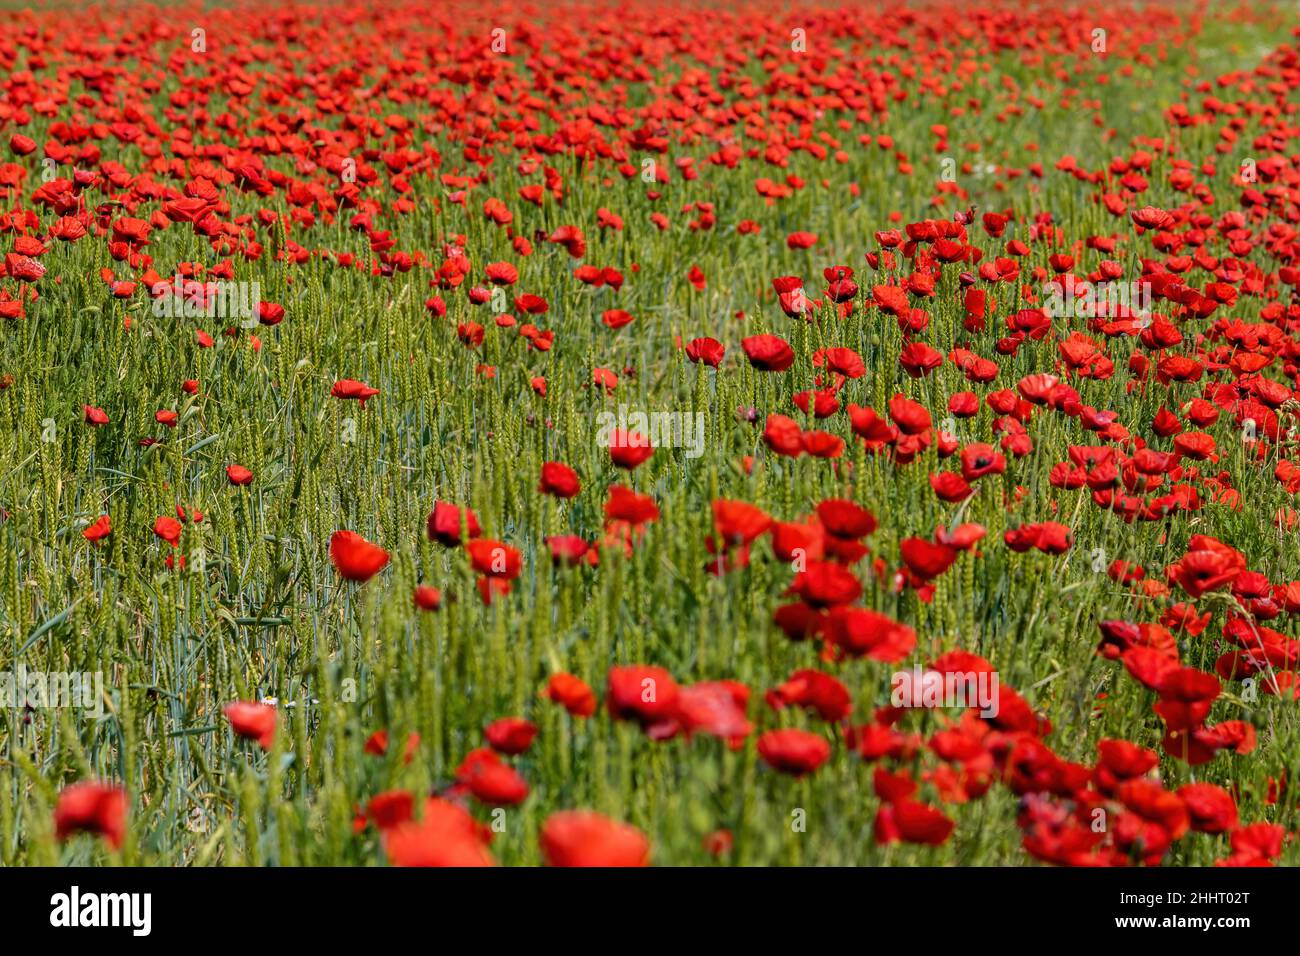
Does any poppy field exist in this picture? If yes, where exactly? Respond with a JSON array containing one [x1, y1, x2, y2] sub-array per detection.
[[5, 0, 1300, 869]]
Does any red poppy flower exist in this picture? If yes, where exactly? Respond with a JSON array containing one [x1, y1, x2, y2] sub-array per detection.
[[412, 584, 442, 611], [773, 602, 827, 641], [604, 485, 659, 526], [766, 669, 851, 722], [463, 759, 529, 805], [383, 798, 495, 867], [1167, 549, 1241, 598], [900, 538, 958, 580], [712, 499, 772, 546], [1172, 431, 1215, 460], [824, 606, 916, 661], [466, 539, 522, 579], [888, 394, 932, 434], [329, 530, 390, 582], [1153, 667, 1220, 731], [1117, 779, 1190, 842], [899, 341, 944, 377], [539, 461, 581, 498], [763, 413, 804, 457], [542, 673, 597, 718], [676, 681, 753, 742], [547, 534, 592, 565], [255, 301, 285, 326], [742, 334, 795, 372], [608, 430, 654, 469], [1093, 738, 1158, 795], [515, 293, 550, 313], [365, 790, 416, 830], [930, 471, 975, 502], [817, 346, 866, 379], [485, 717, 538, 755], [1228, 822, 1285, 862], [959, 443, 1006, 482], [54, 782, 128, 849], [757, 728, 831, 776], [1123, 646, 1182, 692], [225, 464, 254, 485], [788, 560, 862, 607], [703, 830, 733, 856], [937, 523, 986, 550], [607, 665, 680, 732], [816, 499, 877, 539], [224, 701, 277, 749], [685, 337, 725, 367], [83, 405, 110, 426], [876, 800, 955, 845], [1131, 205, 1173, 230], [1003, 522, 1073, 554], [540, 811, 650, 867], [1177, 783, 1238, 834], [330, 378, 380, 406], [426, 502, 482, 546], [82, 514, 112, 543], [5, 253, 45, 282], [153, 515, 183, 547]]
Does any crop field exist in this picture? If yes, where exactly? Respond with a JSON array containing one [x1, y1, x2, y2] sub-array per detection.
[[2, 0, 1300, 868]]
